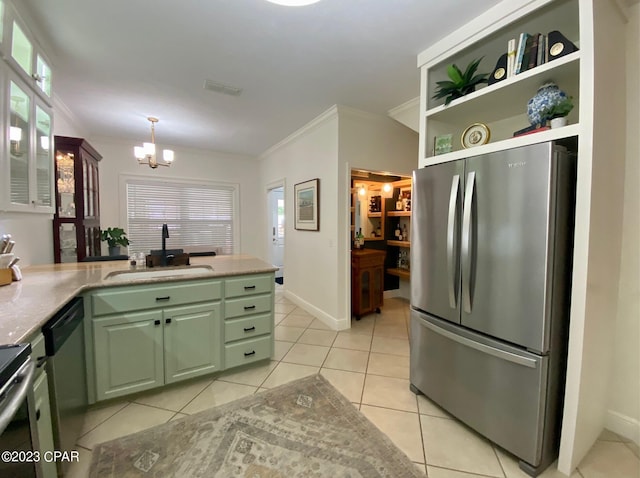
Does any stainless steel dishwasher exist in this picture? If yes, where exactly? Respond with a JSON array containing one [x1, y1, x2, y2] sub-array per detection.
[[42, 297, 87, 476]]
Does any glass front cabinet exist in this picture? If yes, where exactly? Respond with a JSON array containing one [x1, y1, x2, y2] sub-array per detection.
[[53, 137, 102, 263], [1, 0, 54, 214]]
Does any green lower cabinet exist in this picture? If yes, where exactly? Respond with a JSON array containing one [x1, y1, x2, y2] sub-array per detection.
[[87, 275, 275, 402], [225, 335, 273, 369], [32, 370, 58, 478], [163, 303, 221, 384], [94, 310, 164, 400]]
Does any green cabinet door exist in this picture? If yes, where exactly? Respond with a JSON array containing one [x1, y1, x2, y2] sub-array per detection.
[[164, 302, 221, 384], [32, 370, 57, 478], [94, 310, 163, 401]]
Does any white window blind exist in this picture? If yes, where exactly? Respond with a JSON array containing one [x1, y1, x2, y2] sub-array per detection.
[[125, 178, 238, 255]]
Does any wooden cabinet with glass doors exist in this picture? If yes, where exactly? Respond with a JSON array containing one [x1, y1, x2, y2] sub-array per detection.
[[52, 136, 102, 263]]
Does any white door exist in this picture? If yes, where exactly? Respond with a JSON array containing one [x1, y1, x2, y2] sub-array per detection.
[[267, 186, 285, 280]]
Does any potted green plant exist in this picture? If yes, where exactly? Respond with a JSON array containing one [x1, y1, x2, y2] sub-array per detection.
[[100, 227, 130, 256], [432, 58, 489, 106], [541, 96, 574, 128]]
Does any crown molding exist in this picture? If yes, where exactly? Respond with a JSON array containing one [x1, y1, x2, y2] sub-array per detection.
[[387, 97, 420, 118], [258, 105, 338, 159]]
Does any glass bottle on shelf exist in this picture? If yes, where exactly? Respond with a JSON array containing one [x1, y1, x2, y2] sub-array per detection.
[[395, 223, 401, 239], [402, 224, 408, 241]]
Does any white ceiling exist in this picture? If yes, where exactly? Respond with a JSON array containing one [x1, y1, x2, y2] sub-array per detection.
[[21, 0, 501, 156]]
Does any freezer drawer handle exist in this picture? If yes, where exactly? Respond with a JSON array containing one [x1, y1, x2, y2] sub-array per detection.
[[447, 174, 460, 309], [422, 318, 538, 369]]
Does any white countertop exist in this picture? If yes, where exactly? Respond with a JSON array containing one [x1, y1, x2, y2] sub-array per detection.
[[0, 255, 277, 345]]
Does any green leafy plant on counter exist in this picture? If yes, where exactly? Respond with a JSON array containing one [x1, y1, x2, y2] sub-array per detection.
[[540, 96, 574, 121], [432, 57, 489, 106], [100, 227, 130, 247]]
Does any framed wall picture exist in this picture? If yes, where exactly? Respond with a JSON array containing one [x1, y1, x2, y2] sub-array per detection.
[[294, 178, 319, 231]]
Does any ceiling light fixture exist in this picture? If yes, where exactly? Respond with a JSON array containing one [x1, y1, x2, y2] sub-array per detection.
[[134, 117, 174, 169], [266, 0, 321, 6]]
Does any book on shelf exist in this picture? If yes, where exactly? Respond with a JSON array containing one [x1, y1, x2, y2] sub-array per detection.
[[514, 32, 530, 74], [507, 38, 517, 77], [513, 124, 550, 137], [536, 33, 546, 67], [513, 32, 551, 75], [526, 33, 541, 71]]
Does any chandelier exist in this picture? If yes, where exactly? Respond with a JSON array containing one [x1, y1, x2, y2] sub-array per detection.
[[134, 117, 175, 169]]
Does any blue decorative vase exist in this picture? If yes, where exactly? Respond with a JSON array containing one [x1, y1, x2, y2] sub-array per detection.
[[527, 82, 567, 126]]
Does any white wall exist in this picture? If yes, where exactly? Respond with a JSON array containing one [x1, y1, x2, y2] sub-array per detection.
[[259, 108, 341, 326], [607, 2, 640, 444], [89, 136, 262, 257], [0, 213, 54, 266], [259, 105, 418, 329], [338, 106, 419, 309]]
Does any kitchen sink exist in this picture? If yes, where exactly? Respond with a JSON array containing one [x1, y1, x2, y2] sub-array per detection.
[[104, 265, 214, 281]]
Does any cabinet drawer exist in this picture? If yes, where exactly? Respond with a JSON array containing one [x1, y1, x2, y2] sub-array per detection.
[[225, 314, 272, 343], [30, 333, 47, 365], [225, 294, 272, 319], [225, 274, 272, 298], [92, 280, 222, 316], [225, 335, 272, 369]]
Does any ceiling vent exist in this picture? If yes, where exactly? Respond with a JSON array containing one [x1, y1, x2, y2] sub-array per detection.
[[203, 79, 243, 97]]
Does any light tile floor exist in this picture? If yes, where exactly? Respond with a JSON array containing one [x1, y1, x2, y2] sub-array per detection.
[[67, 288, 640, 478]]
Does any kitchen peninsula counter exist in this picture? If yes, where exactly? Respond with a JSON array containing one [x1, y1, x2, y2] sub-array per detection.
[[0, 255, 277, 344]]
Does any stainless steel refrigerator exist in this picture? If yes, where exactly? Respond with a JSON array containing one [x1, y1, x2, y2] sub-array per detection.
[[410, 141, 576, 477]]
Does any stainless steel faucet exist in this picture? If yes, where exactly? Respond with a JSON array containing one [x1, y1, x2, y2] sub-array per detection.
[[161, 224, 169, 266]]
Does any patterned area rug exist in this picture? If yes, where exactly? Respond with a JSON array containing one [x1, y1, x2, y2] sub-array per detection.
[[90, 374, 424, 477]]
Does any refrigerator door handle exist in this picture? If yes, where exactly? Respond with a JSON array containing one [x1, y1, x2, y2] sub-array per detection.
[[462, 171, 475, 313], [447, 174, 460, 309], [420, 317, 538, 369]]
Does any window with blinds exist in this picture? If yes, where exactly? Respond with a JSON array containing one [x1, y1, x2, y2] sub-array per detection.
[[125, 178, 238, 255]]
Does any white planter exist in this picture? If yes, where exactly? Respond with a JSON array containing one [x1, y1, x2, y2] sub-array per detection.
[[550, 117, 568, 129]]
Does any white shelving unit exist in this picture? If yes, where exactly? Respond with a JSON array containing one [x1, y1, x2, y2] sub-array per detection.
[[416, 0, 628, 474]]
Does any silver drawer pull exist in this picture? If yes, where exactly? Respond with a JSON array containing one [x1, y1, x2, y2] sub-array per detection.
[[244, 305, 256, 310], [244, 326, 256, 332], [244, 351, 256, 357]]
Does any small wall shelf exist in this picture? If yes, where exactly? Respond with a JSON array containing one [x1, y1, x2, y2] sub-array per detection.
[[387, 240, 410, 248], [386, 268, 410, 280], [387, 211, 411, 217]]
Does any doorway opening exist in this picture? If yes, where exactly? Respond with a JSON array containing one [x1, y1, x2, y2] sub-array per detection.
[[267, 185, 285, 284], [350, 168, 412, 319]]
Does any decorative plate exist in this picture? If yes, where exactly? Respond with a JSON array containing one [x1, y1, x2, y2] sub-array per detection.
[[461, 123, 490, 148]]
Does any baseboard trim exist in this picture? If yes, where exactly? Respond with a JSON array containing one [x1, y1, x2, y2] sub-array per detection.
[[606, 409, 640, 445], [283, 290, 349, 331]]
